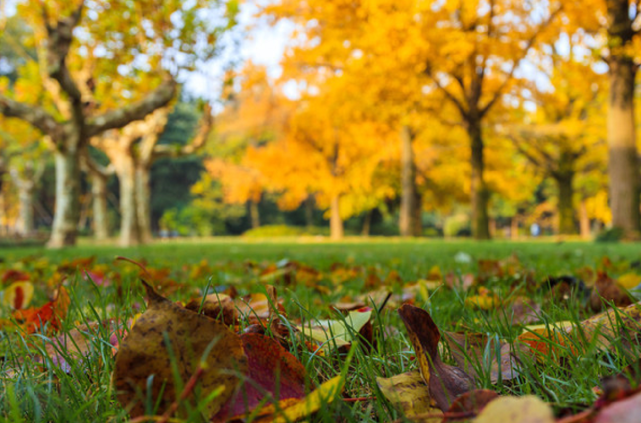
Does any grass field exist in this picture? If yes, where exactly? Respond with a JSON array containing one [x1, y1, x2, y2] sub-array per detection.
[[1, 238, 640, 422]]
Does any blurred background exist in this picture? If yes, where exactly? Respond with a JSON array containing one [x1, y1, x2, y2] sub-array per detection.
[[0, 0, 639, 247]]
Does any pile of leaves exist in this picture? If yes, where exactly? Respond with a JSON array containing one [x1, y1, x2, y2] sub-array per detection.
[[2, 252, 641, 422]]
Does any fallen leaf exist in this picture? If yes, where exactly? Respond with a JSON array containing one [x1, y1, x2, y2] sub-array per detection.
[[254, 375, 344, 423], [593, 390, 641, 423], [376, 370, 440, 420], [303, 309, 372, 350], [443, 389, 499, 422], [509, 297, 542, 325], [465, 287, 500, 311], [112, 281, 248, 419], [13, 286, 70, 334], [398, 304, 474, 411], [590, 271, 633, 312], [3, 281, 34, 310], [618, 273, 641, 290], [475, 395, 554, 423], [216, 333, 306, 420]]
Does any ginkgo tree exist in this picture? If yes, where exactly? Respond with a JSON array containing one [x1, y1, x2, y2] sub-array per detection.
[[507, 47, 608, 235], [263, 0, 564, 239], [0, 0, 236, 247]]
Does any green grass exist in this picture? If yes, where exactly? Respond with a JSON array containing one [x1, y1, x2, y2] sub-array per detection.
[[0, 238, 640, 422]]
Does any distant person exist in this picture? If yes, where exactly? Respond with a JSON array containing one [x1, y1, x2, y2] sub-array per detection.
[[530, 223, 540, 237]]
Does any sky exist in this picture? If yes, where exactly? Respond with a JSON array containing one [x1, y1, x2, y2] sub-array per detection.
[[1, 0, 290, 104], [183, 1, 292, 103]]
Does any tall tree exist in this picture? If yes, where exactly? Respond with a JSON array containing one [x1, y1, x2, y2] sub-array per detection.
[[508, 49, 607, 235], [0, 0, 235, 247]]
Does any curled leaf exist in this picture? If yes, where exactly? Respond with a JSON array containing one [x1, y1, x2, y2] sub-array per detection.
[[398, 304, 473, 411]]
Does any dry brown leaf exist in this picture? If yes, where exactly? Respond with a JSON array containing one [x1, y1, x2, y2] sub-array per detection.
[[398, 304, 474, 411], [112, 281, 247, 419]]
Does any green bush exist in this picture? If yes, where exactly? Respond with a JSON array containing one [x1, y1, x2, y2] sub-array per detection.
[[595, 227, 624, 243], [243, 225, 329, 237]]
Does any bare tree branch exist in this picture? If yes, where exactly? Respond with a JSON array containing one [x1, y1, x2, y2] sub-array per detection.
[[86, 78, 177, 137], [479, 5, 563, 118], [151, 104, 214, 160], [425, 68, 468, 118], [41, 0, 85, 122], [0, 94, 62, 139]]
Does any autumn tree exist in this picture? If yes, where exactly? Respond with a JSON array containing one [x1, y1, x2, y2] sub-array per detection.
[[204, 64, 281, 230], [562, 1, 641, 238], [264, 0, 563, 239], [507, 48, 607, 235], [0, 0, 235, 247]]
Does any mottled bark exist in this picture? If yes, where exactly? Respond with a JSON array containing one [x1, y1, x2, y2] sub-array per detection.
[[9, 164, 41, 237], [399, 125, 421, 237], [467, 119, 491, 240], [90, 170, 109, 240], [135, 165, 153, 243], [606, 0, 640, 238], [48, 148, 81, 247], [117, 155, 140, 247], [330, 195, 344, 240]]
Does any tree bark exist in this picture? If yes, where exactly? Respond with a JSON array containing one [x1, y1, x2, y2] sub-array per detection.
[[9, 165, 39, 237], [249, 199, 260, 229], [135, 165, 153, 243], [48, 148, 81, 247], [91, 170, 109, 240], [579, 198, 591, 239], [116, 155, 140, 247], [16, 180, 36, 236], [399, 125, 421, 237], [305, 195, 314, 227], [555, 172, 576, 235], [330, 195, 344, 240], [511, 216, 519, 240], [467, 119, 491, 240], [361, 209, 372, 236], [606, 0, 640, 238]]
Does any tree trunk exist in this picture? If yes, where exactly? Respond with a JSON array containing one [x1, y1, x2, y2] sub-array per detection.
[[579, 198, 591, 239], [362, 209, 372, 236], [330, 195, 343, 240], [16, 180, 35, 236], [511, 216, 519, 240], [305, 195, 314, 227], [555, 173, 576, 235], [117, 157, 140, 247], [399, 125, 421, 237], [135, 165, 153, 243], [249, 200, 260, 229], [466, 119, 491, 240], [606, 0, 640, 238], [91, 171, 110, 241], [48, 149, 81, 248]]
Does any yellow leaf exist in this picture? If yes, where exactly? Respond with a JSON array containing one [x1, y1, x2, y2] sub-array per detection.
[[617, 273, 641, 289], [475, 395, 554, 423], [303, 309, 372, 349], [376, 370, 441, 420], [3, 281, 34, 310], [465, 288, 500, 310], [256, 376, 344, 423]]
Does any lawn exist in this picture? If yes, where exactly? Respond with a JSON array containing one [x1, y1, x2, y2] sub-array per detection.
[[1, 238, 640, 422]]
